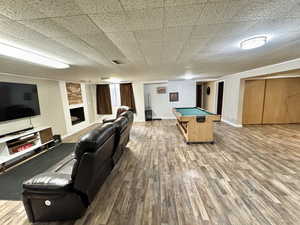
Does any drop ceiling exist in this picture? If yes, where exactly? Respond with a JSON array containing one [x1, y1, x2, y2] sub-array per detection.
[[0, 0, 300, 82]]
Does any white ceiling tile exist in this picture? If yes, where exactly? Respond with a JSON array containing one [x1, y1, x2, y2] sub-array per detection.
[[27, 0, 84, 17], [0, 14, 10, 20], [0, 0, 45, 20], [232, 0, 294, 22], [106, 31, 137, 44], [246, 18, 300, 36], [191, 21, 255, 40], [0, 0, 299, 81], [140, 41, 162, 64], [75, 0, 123, 14], [110, 41, 145, 64], [286, 2, 300, 18], [120, 0, 163, 10], [165, 5, 205, 27], [53, 15, 101, 36], [165, 0, 207, 7], [80, 33, 127, 61], [89, 11, 128, 32], [19, 18, 72, 38], [127, 8, 163, 30], [104, 31, 145, 63], [134, 29, 163, 42], [196, 2, 230, 24], [162, 41, 184, 62], [0, 20, 48, 41], [191, 24, 221, 38], [163, 26, 193, 42]]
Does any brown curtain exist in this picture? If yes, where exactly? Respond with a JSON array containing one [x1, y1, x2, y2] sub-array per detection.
[[120, 83, 136, 113], [96, 84, 112, 114]]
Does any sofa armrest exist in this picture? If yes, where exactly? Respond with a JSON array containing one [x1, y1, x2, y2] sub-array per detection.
[[103, 118, 115, 123], [23, 173, 72, 193]]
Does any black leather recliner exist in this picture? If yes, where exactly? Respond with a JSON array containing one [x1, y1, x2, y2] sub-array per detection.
[[22, 123, 117, 222], [112, 116, 129, 164], [119, 110, 134, 144], [103, 105, 130, 124]]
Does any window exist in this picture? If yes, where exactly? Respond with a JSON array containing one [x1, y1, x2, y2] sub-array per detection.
[[109, 83, 121, 107]]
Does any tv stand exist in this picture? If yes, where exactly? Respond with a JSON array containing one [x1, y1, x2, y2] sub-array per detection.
[[0, 127, 53, 172], [0, 127, 34, 139]]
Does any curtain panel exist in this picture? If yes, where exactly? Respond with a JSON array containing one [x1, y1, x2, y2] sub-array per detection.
[[96, 84, 112, 114], [120, 83, 136, 113]]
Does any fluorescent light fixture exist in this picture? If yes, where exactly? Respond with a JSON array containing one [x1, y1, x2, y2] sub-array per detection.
[[240, 36, 268, 50], [0, 42, 69, 69]]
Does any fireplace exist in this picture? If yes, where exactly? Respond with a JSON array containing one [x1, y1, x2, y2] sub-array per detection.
[[70, 107, 85, 125]]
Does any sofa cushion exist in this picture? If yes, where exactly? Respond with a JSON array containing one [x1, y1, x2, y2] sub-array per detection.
[[114, 117, 128, 133], [74, 123, 116, 159], [23, 173, 72, 192], [120, 111, 134, 124]]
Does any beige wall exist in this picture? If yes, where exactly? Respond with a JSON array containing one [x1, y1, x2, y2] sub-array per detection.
[[0, 74, 67, 136], [203, 81, 216, 113]]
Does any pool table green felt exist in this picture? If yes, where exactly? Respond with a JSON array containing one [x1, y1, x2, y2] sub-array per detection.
[[175, 107, 214, 116]]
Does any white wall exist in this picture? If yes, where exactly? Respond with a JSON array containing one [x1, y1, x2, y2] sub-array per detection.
[[59, 81, 94, 136], [144, 80, 196, 119], [219, 58, 300, 127], [221, 78, 243, 126], [203, 81, 217, 113], [132, 81, 145, 122], [0, 74, 67, 136]]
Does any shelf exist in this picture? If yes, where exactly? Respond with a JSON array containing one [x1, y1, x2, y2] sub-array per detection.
[[0, 143, 42, 165], [7, 134, 38, 147], [0, 127, 50, 143], [0, 126, 53, 167], [8, 139, 40, 155]]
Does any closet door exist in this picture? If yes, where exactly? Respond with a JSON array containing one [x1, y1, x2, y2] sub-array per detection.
[[242, 80, 266, 124], [263, 78, 300, 124]]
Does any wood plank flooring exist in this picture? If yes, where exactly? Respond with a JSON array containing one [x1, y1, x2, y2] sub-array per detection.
[[0, 120, 300, 225]]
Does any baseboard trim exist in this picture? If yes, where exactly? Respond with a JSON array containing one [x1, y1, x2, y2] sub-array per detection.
[[61, 121, 99, 140], [221, 119, 243, 128], [155, 117, 175, 120]]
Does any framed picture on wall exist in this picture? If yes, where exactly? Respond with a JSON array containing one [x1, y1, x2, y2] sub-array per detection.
[[169, 92, 179, 102], [157, 87, 166, 94]]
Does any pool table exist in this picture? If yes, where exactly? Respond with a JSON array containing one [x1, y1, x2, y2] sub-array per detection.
[[173, 107, 220, 144]]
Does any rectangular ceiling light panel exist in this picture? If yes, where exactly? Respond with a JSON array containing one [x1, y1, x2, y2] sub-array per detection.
[[0, 42, 70, 69]]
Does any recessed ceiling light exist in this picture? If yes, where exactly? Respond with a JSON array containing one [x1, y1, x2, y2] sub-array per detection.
[[0, 42, 69, 69], [240, 36, 268, 50]]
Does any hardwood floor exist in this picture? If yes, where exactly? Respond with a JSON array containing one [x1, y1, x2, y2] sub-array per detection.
[[1, 120, 300, 225]]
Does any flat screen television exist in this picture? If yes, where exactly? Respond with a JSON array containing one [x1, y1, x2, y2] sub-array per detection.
[[0, 82, 41, 122]]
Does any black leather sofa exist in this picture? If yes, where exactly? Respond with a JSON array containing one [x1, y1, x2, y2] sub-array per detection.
[[22, 109, 134, 223]]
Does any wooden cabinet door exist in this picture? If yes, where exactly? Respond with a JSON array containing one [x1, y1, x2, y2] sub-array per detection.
[[242, 80, 266, 124], [263, 78, 300, 124]]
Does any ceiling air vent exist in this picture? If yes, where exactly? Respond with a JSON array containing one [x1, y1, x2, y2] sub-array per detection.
[[112, 60, 122, 65]]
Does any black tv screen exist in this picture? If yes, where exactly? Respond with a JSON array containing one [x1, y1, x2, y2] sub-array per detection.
[[0, 82, 41, 122]]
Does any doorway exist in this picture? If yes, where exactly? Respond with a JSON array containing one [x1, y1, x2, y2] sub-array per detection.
[[217, 81, 224, 115], [196, 84, 202, 108]]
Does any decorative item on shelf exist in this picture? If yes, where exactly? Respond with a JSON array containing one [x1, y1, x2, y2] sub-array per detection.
[[157, 87, 166, 94], [207, 87, 211, 95], [169, 92, 179, 102], [12, 143, 34, 153]]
